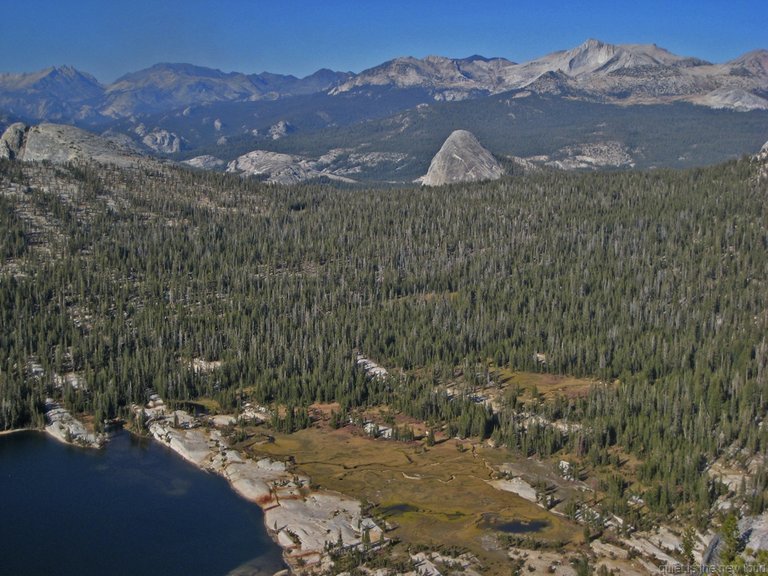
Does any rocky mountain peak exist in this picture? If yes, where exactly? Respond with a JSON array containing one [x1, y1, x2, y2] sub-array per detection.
[[103, 63, 264, 117], [554, 38, 698, 77], [728, 50, 768, 77], [46, 65, 95, 80], [561, 40, 617, 75], [0, 65, 103, 97], [330, 54, 514, 98], [419, 129, 503, 186], [573, 38, 610, 56], [458, 55, 510, 64]]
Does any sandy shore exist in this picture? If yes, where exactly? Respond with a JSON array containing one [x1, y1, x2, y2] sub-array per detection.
[[0, 427, 38, 436]]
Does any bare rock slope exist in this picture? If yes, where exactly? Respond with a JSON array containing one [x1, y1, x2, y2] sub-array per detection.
[[0, 122, 148, 167], [691, 87, 768, 112], [420, 129, 504, 186], [182, 154, 225, 170], [0, 122, 27, 159], [226, 150, 322, 184]]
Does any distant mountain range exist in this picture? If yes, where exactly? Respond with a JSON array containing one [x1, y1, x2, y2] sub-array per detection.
[[0, 62, 352, 121], [330, 39, 768, 107], [1, 39, 767, 183], [2, 39, 766, 123]]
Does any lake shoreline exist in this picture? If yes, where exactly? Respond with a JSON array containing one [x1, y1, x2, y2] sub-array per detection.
[[138, 402, 381, 575], [9, 398, 379, 574], [1, 427, 287, 576], [0, 427, 38, 436], [44, 399, 105, 448]]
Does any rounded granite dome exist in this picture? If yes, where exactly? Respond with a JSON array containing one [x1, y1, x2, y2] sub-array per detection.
[[420, 129, 503, 186]]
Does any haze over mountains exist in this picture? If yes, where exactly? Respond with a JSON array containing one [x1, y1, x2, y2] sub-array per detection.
[[1, 39, 767, 183], [3, 39, 766, 122], [0, 63, 352, 121]]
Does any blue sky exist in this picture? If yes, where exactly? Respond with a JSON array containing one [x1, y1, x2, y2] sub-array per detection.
[[1, 0, 765, 82]]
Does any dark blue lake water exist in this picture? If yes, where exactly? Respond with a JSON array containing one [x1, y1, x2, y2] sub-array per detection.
[[0, 431, 285, 576]]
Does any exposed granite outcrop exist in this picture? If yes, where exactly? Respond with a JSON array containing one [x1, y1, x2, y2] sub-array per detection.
[[139, 400, 382, 573], [419, 130, 503, 186], [0, 122, 27, 160], [44, 399, 105, 448], [0, 122, 148, 167]]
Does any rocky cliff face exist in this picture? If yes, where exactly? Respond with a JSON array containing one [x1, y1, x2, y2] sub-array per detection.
[[268, 120, 294, 140], [419, 130, 504, 186], [134, 125, 183, 153], [0, 122, 27, 159]]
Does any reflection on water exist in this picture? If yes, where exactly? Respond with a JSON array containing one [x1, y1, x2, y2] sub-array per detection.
[[378, 502, 419, 515], [0, 431, 285, 576], [166, 477, 192, 497], [478, 513, 549, 534], [227, 556, 287, 576]]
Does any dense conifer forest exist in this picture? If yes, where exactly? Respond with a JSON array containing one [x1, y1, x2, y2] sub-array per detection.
[[1, 156, 767, 524]]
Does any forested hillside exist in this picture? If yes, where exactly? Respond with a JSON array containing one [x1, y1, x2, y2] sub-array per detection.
[[1, 156, 767, 524]]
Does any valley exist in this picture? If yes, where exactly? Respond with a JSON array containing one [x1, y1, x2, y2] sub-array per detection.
[[2, 26, 768, 575], [2, 143, 768, 573]]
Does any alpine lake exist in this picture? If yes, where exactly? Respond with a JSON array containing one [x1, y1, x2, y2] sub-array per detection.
[[0, 430, 286, 576]]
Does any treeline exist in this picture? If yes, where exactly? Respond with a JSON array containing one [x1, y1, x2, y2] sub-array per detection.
[[1, 156, 767, 522]]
